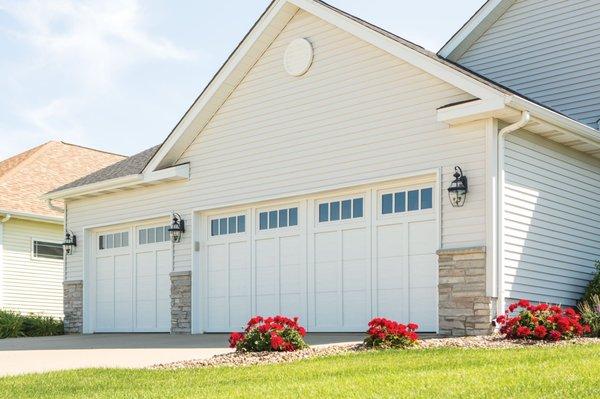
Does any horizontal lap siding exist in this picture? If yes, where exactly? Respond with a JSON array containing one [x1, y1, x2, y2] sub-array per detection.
[[2, 219, 64, 317], [503, 133, 600, 305], [458, 0, 600, 128], [64, 10, 485, 280]]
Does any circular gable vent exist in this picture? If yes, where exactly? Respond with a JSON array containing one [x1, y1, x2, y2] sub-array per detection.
[[284, 38, 314, 77]]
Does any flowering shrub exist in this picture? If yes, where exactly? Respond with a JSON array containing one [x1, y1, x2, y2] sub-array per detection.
[[364, 318, 419, 349], [495, 299, 591, 341], [578, 295, 600, 337], [229, 316, 308, 352]]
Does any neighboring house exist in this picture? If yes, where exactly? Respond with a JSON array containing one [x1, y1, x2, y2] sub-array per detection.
[[44, 0, 600, 336], [0, 141, 124, 318]]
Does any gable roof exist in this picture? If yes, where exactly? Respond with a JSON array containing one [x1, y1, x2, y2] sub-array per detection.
[[46, 0, 600, 199], [0, 141, 125, 220], [50, 145, 160, 194], [437, 0, 515, 61]]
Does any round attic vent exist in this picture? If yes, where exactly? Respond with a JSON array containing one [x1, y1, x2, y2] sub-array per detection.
[[284, 38, 313, 77]]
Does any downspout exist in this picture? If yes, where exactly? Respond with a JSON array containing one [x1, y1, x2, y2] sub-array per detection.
[[497, 111, 530, 315], [0, 213, 10, 309]]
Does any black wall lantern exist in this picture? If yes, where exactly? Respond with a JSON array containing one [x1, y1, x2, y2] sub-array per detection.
[[62, 230, 77, 255], [168, 213, 185, 243], [448, 166, 468, 207]]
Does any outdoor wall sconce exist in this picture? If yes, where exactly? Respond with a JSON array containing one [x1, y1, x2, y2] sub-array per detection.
[[62, 230, 77, 255], [168, 213, 185, 243], [448, 166, 468, 207]]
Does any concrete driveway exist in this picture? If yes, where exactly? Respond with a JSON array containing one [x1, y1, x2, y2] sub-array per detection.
[[0, 333, 363, 377]]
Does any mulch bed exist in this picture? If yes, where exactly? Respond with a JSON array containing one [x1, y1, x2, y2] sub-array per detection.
[[153, 336, 600, 370]]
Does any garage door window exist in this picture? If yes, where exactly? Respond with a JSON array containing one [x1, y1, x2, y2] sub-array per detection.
[[381, 187, 433, 215], [211, 215, 246, 236], [99, 231, 129, 250], [139, 226, 170, 245], [259, 207, 298, 230], [318, 197, 363, 223]]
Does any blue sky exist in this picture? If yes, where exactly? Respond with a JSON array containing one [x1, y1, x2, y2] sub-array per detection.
[[0, 0, 484, 159]]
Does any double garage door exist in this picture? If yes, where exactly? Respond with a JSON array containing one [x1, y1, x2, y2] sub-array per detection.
[[201, 182, 439, 333], [93, 222, 171, 332]]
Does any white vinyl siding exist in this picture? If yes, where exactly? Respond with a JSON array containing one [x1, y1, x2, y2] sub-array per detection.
[[64, 10, 486, 281], [503, 132, 600, 306], [1, 219, 64, 317], [457, 0, 600, 128]]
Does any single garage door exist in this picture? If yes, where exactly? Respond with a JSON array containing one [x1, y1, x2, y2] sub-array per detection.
[[201, 182, 438, 333], [94, 222, 171, 332]]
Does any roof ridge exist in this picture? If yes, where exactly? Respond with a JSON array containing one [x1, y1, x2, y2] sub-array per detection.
[[0, 141, 50, 181], [58, 141, 127, 158]]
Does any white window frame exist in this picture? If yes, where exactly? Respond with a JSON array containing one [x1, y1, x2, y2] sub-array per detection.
[[255, 203, 300, 234], [208, 213, 248, 239], [137, 224, 170, 246], [31, 238, 64, 261], [314, 193, 366, 226], [377, 184, 436, 220], [97, 230, 130, 251]]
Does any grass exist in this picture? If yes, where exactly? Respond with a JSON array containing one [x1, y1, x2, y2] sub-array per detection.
[[1, 345, 600, 398]]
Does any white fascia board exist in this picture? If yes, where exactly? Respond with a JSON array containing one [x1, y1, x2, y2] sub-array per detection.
[[438, 0, 515, 60], [142, 0, 293, 174], [293, 0, 503, 102], [43, 164, 190, 200], [508, 96, 600, 148], [437, 98, 508, 124], [0, 209, 63, 224]]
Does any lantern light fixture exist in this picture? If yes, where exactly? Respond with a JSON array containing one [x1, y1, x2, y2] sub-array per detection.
[[62, 230, 77, 255], [168, 213, 185, 243], [448, 166, 468, 207]]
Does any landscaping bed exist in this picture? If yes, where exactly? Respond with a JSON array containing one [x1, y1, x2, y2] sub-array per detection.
[[155, 335, 600, 370]]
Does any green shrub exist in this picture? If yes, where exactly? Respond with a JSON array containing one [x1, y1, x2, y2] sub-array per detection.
[[581, 260, 600, 305], [0, 310, 64, 339], [0, 310, 25, 338], [578, 295, 600, 337]]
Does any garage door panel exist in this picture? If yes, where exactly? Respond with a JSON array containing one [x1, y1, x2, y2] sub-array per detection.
[[231, 269, 252, 296], [208, 270, 228, 297], [342, 228, 367, 260], [256, 266, 277, 295], [207, 297, 228, 328], [343, 291, 369, 327], [315, 292, 338, 328], [136, 276, 156, 301], [280, 236, 301, 264], [376, 257, 404, 290], [96, 257, 114, 280], [281, 294, 302, 317], [229, 242, 249, 269], [377, 289, 407, 321], [281, 265, 301, 293], [377, 224, 405, 257], [256, 294, 278, 315], [256, 239, 277, 266], [208, 244, 227, 270], [409, 254, 437, 288], [315, 261, 338, 292], [409, 221, 437, 255], [314, 232, 339, 262], [96, 302, 114, 330], [342, 260, 369, 291], [135, 300, 156, 329], [230, 296, 252, 330], [410, 288, 437, 331]]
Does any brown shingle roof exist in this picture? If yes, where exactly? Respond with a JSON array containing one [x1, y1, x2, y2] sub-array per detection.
[[49, 145, 160, 193], [0, 141, 125, 218]]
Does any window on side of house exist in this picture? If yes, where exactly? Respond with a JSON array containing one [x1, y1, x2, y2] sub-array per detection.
[[33, 241, 63, 260]]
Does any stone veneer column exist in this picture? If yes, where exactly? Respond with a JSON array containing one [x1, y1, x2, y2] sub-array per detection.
[[170, 271, 191, 334], [63, 280, 83, 334], [437, 247, 494, 336]]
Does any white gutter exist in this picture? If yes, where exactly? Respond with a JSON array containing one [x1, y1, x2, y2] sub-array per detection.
[[0, 213, 10, 309], [0, 209, 62, 224], [46, 199, 64, 214], [497, 110, 530, 314]]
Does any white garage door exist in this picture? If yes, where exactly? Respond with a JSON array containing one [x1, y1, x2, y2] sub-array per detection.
[[94, 223, 171, 332], [201, 182, 438, 333]]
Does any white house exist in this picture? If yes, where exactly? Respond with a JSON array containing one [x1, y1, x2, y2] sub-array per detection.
[[0, 141, 124, 318], [44, 0, 600, 335]]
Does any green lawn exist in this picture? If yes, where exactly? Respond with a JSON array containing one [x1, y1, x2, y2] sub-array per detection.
[[2, 345, 600, 398]]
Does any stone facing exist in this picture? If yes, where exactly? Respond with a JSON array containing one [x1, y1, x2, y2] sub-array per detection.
[[63, 280, 83, 334], [437, 247, 493, 336], [170, 271, 191, 334]]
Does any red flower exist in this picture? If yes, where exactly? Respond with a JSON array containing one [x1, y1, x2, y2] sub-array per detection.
[[536, 303, 549, 312], [508, 303, 518, 312], [549, 330, 562, 341], [517, 299, 530, 308], [583, 325, 592, 334], [533, 325, 547, 339], [556, 317, 571, 333], [407, 323, 419, 331], [516, 326, 531, 338], [563, 308, 577, 318], [297, 326, 307, 337], [270, 333, 284, 350], [495, 315, 506, 324], [228, 332, 244, 348], [549, 305, 562, 314]]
